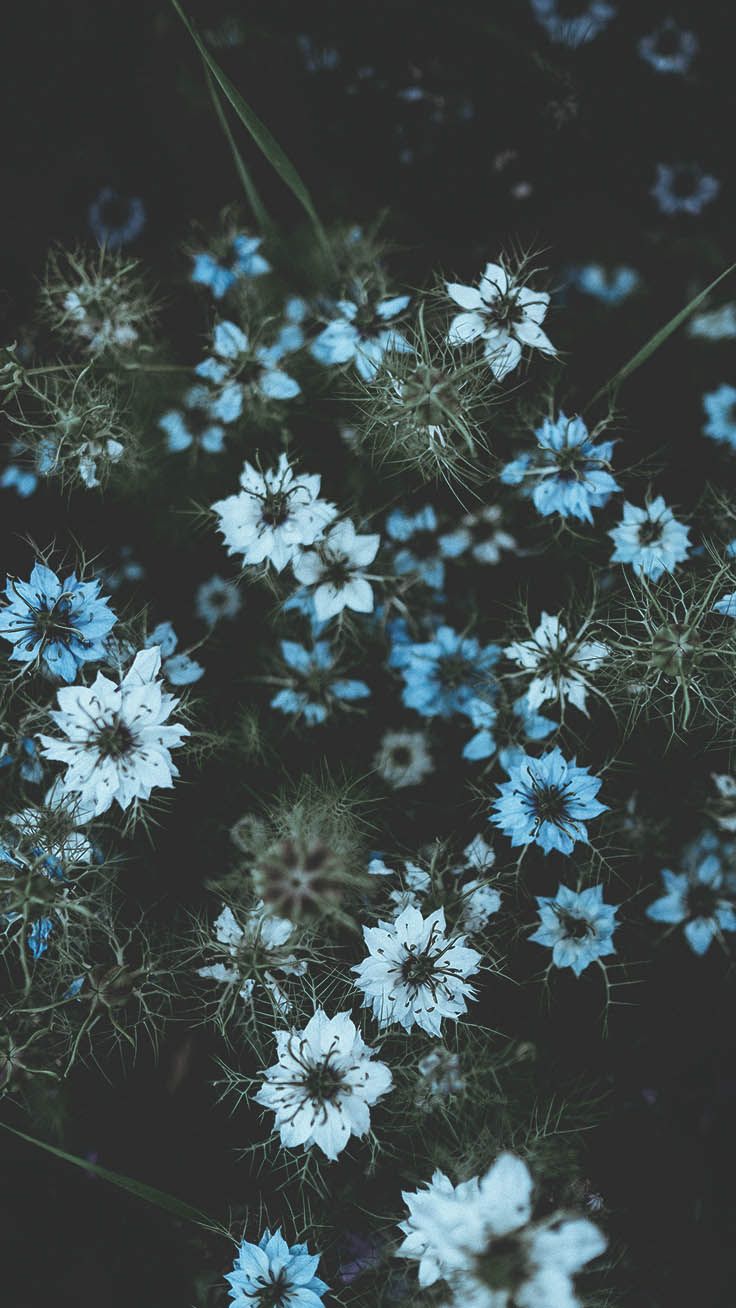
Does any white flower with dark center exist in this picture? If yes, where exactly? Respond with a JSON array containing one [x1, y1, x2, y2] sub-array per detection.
[[505, 612, 608, 715], [373, 729, 434, 789], [353, 904, 482, 1035], [397, 1168, 482, 1288], [38, 647, 188, 816], [197, 902, 306, 1012], [292, 519, 380, 621], [213, 453, 336, 572], [446, 262, 555, 380], [254, 1009, 392, 1161]]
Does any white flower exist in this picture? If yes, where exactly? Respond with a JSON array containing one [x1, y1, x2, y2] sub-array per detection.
[[212, 453, 336, 572], [254, 1008, 392, 1161], [463, 834, 496, 873], [446, 262, 556, 380], [77, 437, 125, 488], [398, 1153, 606, 1308], [353, 904, 482, 1035], [38, 647, 188, 816], [197, 902, 306, 1011], [373, 729, 434, 789], [292, 519, 380, 621], [505, 612, 608, 715], [460, 879, 501, 933]]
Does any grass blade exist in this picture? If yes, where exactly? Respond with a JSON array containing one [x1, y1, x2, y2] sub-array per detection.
[[204, 66, 273, 234]]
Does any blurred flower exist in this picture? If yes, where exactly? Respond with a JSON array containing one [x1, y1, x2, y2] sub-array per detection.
[[191, 233, 270, 299], [373, 729, 433, 789], [638, 19, 698, 75], [703, 384, 736, 450], [530, 0, 615, 46], [310, 293, 412, 381], [195, 575, 242, 626], [88, 188, 146, 250], [646, 854, 736, 955], [651, 163, 720, 215]]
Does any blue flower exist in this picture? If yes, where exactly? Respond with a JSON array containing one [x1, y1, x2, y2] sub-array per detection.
[[386, 506, 445, 589], [462, 697, 498, 760], [195, 320, 300, 419], [27, 916, 54, 960], [651, 163, 720, 216], [646, 854, 736, 955], [271, 640, 370, 725], [158, 385, 226, 454], [400, 625, 501, 719], [703, 384, 736, 450], [191, 234, 270, 299], [88, 188, 146, 250], [0, 463, 37, 497], [146, 622, 204, 686], [529, 884, 617, 975], [608, 496, 691, 580], [195, 575, 242, 627], [0, 563, 116, 683], [500, 413, 619, 523], [638, 20, 698, 75], [225, 1227, 328, 1308], [491, 748, 607, 855], [572, 264, 639, 304], [530, 0, 615, 47], [310, 293, 413, 381]]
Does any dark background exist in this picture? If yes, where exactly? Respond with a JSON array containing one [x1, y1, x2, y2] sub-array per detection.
[[1, 2, 736, 1305]]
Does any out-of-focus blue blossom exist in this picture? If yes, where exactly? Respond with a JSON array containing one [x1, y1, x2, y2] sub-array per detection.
[[703, 384, 736, 450], [491, 748, 607, 855], [191, 234, 270, 299], [688, 303, 736, 340], [28, 916, 54, 960], [0, 563, 116, 683], [638, 19, 698, 74], [651, 163, 720, 215], [400, 625, 501, 719], [461, 697, 498, 761], [146, 621, 204, 686], [297, 33, 340, 72], [497, 696, 557, 775], [226, 1227, 328, 1308], [158, 385, 226, 454], [281, 587, 330, 638], [310, 293, 413, 381], [386, 506, 445, 590], [88, 188, 146, 250], [1, 459, 37, 497], [0, 737, 45, 785], [500, 413, 619, 523], [103, 546, 144, 592], [195, 319, 301, 419], [271, 640, 370, 725], [530, 0, 615, 47], [712, 590, 736, 618], [571, 264, 639, 304], [530, 884, 618, 975], [646, 854, 736, 954], [608, 496, 691, 581], [195, 575, 242, 627]]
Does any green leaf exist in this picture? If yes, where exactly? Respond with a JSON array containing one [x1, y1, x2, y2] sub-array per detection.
[[170, 0, 330, 257], [588, 261, 736, 410], [0, 1118, 219, 1232]]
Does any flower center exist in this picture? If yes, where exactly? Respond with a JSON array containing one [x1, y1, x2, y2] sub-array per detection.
[[255, 1270, 290, 1308], [260, 491, 291, 527], [559, 911, 593, 940], [686, 884, 718, 919], [530, 783, 567, 823], [475, 1233, 529, 1292], [637, 520, 664, 547], [400, 948, 437, 987], [304, 1059, 344, 1104], [94, 719, 135, 760]]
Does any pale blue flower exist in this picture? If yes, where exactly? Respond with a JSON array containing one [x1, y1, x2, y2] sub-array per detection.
[[530, 0, 615, 47], [608, 496, 691, 580], [1, 464, 37, 497], [491, 748, 607, 855], [28, 916, 54, 960], [386, 505, 445, 589], [462, 697, 497, 760], [530, 884, 617, 975], [310, 294, 413, 381], [703, 384, 736, 450], [572, 264, 639, 304], [271, 640, 369, 725], [646, 854, 736, 955], [195, 576, 242, 626], [226, 1227, 328, 1308], [713, 591, 736, 618], [158, 385, 226, 454], [191, 235, 270, 299], [638, 20, 698, 75], [400, 625, 501, 718], [0, 737, 44, 784], [500, 413, 619, 523], [196, 320, 300, 420], [146, 622, 204, 686], [88, 188, 145, 250], [651, 163, 720, 215], [0, 563, 116, 683]]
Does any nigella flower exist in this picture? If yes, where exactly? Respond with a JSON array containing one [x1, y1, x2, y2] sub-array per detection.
[[461, 696, 498, 761], [1, 461, 37, 498], [530, 0, 615, 46], [505, 612, 609, 715], [145, 622, 204, 687], [530, 884, 618, 975], [438, 504, 517, 565], [195, 320, 301, 420], [226, 1227, 328, 1308], [651, 163, 720, 216], [491, 748, 607, 855], [352, 904, 482, 1035], [572, 264, 639, 304], [638, 20, 698, 75], [373, 729, 434, 789], [0, 736, 44, 784], [88, 188, 146, 250], [158, 385, 226, 455], [703, 384, 736, 450], [688, 303, 736, 340], [500, 413, 619, 523], [386, 505, 445, 589], [28, 918, 55, 960], [195, 575, 242, 626], [446, 260, 555, 381], [292, 519, 381, 621], [713, 590, 736, 619], [254, 1008, 392, 1161], [212, 453, 336, 572], [191, 233, 270, 299], [38, 647, 189, 816], [399, 625, 502, 719], [197, 903, 307, 1013], [608, 497, 691, 581], [416, 1047, 466, 1105], [309, 292, 413, 381], [0, 563, 116, 683], [646, 855, 736, 955], [270, 640, 370, 725]]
